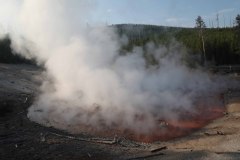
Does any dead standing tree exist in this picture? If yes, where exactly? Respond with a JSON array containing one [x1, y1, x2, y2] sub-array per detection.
[[235, 14, 240, 54], [195, 16, 207, 66]]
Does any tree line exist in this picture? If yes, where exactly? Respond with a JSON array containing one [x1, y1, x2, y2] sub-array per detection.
[[193, 15, 240, 65], [0, 15, 240, 66], [116, 14, 240, 66], [0, 35, 33, 64]]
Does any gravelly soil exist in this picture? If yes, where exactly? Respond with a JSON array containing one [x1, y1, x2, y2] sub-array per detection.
[[1, 63, 240, 160]]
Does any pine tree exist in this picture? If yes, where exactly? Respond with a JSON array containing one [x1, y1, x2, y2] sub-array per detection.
[[236, 14, 240, 28], [195, 16, 206, 29]]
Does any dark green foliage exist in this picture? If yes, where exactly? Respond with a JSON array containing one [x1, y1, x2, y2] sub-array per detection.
[[195, 16, 206, 28], [114, 24, 240, 66], [176, 28, 240, 65], [236, 14, 240, 28], [1, 23, 240, 66], [0, 35, 33, 64]]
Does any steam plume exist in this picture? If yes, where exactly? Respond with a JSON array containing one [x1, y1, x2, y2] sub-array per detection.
[[0, 0, 237, 135]]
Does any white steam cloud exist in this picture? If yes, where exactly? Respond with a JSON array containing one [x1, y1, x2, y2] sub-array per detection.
[[0, 0, 237, 136]]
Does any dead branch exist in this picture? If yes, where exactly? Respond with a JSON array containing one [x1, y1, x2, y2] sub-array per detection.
[[48, 132, 117, 145], [128, 153, 165, 160], [150, 146, 167, 153], [204, 131, 225, 136]]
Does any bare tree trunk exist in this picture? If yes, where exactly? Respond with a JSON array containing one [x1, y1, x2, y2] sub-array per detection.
[[201, 30, 206, 66], [199, 29, 206, 66]]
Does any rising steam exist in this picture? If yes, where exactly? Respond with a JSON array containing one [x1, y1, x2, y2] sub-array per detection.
[[0, 0, 236, 136]]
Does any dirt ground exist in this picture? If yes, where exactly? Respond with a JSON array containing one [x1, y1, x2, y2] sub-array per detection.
[[1, 63, 240, 160]]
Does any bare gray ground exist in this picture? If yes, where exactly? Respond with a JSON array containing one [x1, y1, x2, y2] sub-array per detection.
[[1, 63, 240, 160]]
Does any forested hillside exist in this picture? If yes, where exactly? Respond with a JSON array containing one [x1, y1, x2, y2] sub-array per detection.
[[0, 24, 240, 66], [115, 24, 240, 66]]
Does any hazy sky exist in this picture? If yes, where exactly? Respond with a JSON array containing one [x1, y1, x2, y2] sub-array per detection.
[[0, 0, 239, 28], [93, 0, 240, 27]]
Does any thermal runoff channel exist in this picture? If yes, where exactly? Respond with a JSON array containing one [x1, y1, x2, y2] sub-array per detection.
[[2, 0, 238, 142]]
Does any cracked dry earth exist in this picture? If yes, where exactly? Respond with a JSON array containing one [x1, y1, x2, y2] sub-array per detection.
[[1, 63, 240, 160]]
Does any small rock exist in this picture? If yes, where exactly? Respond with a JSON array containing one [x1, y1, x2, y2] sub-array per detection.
[[217, 131, 224, 135]]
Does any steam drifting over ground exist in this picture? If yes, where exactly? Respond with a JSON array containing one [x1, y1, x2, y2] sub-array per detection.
[[0, 0, 238, 137]]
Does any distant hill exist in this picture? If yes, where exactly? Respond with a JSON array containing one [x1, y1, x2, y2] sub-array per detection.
[[0, 24, 239, 66], [114, 24, 183, 39]]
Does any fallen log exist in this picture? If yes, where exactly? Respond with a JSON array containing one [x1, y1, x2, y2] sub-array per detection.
[[48, 132, 117, 145]]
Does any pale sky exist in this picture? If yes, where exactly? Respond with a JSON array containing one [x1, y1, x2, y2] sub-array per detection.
[[0, 0, 240, 28], [93, 0, 240, 27]]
